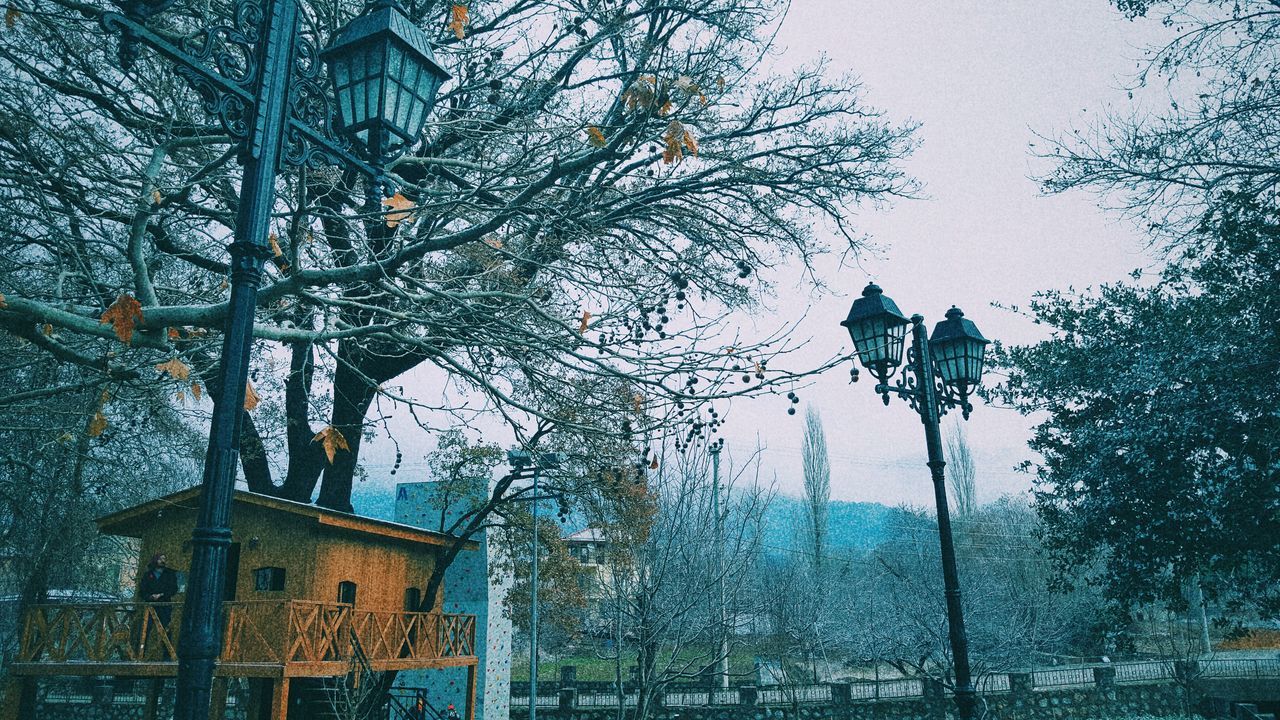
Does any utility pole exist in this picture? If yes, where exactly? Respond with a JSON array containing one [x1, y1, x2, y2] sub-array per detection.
[[710, 439, 728, 689]]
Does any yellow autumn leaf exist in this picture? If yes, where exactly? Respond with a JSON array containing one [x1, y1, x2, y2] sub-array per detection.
[[176, 390, 186, 403], [41, 323, 52, 336], [151, 189, 162, 204], [167, 327, 181, 340], [482, 236, 504, 250], [383, 192, 415, 228], [312, 425, 350, 464], [268, 233, 284, 257], [100, 293, 145, 344], [586, 126, 607, 148], [87, 411, 108, 438], [243, 381, 260, 411], [191, 382, 202, 401], [578, 310, 592, 334], [155, 357, 191, 381], [449, 4, 468, 39], [632, 394, 644, 412], [658, 101, 673, 117]]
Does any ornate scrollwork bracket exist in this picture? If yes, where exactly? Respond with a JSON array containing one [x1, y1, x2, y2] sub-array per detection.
[[875, 345, 976, 421], [102, 0, 391, 187]]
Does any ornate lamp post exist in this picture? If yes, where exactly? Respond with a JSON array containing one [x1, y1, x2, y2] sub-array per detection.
[[99, 1, 449, 717], [840, 284, 990, 720]]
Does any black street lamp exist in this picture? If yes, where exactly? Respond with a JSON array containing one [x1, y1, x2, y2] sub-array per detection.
[[840, 283, 990, 720], [99, 1, 449, 718]]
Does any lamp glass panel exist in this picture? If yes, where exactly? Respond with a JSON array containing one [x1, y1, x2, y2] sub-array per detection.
[[383, 45, 405, 136], [365, 44, 385, 135], [850, 315, 906, 369], [397, 58, 421, 134], [930, 339, 963, 386], [350, 48, 368, 126]]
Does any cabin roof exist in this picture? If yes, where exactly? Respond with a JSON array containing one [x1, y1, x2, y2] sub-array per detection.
[[97, 486, 478, 551], [566, 527, 606, 543]]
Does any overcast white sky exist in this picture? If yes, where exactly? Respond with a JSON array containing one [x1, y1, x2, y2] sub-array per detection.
[[360, 2, 1176, 508], [697, 0, 1180, 508]]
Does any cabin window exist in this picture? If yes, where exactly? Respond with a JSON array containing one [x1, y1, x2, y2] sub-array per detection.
[[404, 587, 421, 612], [253, 567, 286, 592], [337, 581, 357, 605]]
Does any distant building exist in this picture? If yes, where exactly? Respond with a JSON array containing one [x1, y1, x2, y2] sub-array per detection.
[[395, 481, 513, 720]]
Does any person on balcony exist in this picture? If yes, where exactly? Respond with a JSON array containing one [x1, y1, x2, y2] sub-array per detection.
[[139, 553, 178, 658]]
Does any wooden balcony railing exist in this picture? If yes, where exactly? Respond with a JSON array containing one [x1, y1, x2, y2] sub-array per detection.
[[15, 601, 476, 677]]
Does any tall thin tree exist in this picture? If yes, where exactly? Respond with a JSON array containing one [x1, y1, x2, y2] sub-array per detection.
[[801, 406, 831, 578]]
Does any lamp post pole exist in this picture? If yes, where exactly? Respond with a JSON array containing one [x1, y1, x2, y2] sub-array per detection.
[[98, 0, 450, 715], [505, 451, 565, 720], [840, 284, 989, 720], [530, 466, 541, 720], [170, 3, 297, 716], [905, 315, 976, 720], [709, 440, 728, 689]]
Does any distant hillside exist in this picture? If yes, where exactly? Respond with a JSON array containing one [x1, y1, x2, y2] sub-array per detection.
[[760, 495, 894, 559], [354, 480, 894, 557]]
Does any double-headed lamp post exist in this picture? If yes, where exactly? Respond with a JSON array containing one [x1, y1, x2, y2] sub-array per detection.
[[840, 283, 989, 720], [99, 1, 449, 718]]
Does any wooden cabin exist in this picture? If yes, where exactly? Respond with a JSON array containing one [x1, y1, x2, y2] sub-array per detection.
[[3, 487, 479, 720]]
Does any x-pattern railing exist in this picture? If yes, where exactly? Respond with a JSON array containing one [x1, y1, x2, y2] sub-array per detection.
[[18, 601, 475, 670]]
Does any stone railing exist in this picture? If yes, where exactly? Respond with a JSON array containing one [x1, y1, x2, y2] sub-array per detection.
[[510, 658, 1280, 710]]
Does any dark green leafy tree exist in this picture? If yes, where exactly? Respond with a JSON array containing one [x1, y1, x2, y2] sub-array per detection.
[[990, 193, 1280, 616]]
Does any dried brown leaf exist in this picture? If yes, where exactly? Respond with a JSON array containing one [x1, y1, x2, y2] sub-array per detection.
[[449, 4, 468, 39], [100, 294, 144, 344], [243, 381, 260, 411], [313, 425, 350, 464], [155, 357, 191, 381]]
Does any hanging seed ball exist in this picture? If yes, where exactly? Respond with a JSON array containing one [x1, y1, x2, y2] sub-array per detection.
[[488, 93, 500, 104], [660, 315, 669, 324], [742, 374, 751, 383], [676, 401, 685, 409], [659, 331, 667, 338], [850, 367, 860, 382], [786, 391, 795, 400], [489, 79, 503, 90], [787, 407, 797, 416], [677, 303, 685, 310], [732, 364, 741, 371], [791, 396, 800, 404], [675, 291, 686, 301], [755, 372, 765, 380]]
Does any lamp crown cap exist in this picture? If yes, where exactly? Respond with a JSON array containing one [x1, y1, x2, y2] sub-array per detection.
[[945, 306, 964, 320], [861, 283, 883, 297]]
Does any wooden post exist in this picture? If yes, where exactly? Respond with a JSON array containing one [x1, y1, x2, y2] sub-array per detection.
[[0, 676, 31, 720], [466, 662, 478, 720], [143, 678, 164, 720], [268, 678, 290, 720], [210, 677, 229, 720]]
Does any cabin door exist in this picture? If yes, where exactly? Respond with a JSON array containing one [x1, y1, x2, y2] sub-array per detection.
[[224, 542, 241, 601]]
